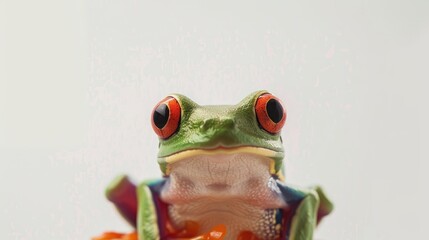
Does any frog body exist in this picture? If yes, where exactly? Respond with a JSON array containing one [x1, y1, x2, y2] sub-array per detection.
[[103, 91, 333, 240]]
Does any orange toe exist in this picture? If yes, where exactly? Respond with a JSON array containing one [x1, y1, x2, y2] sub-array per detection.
[[121, 232, 137, 240], [200, 224, 227, 240], [92, 232, 125, 240], [92, 231, 137, 240]]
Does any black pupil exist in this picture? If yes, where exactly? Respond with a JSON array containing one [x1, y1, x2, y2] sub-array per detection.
[[153, 104, 169, 129], [266, 99, 283, 123]]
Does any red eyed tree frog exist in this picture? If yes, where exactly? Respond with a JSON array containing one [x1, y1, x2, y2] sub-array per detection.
[[94, 90, 333, 240]]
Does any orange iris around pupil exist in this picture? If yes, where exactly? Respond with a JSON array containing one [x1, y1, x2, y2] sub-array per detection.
[[151, 96, 181, 139], [255, 93, 286, 134]]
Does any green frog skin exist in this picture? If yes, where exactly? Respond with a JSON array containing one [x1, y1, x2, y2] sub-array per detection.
[[105, 90, 333, 240]]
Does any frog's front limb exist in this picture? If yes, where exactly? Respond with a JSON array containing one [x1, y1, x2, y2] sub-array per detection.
[[277, 183, 334, 240], [105, 175, 138, 227], [313, 186, 334, 224]]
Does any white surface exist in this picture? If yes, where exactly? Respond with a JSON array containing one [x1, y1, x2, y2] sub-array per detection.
[[1, 0, 427, 239]]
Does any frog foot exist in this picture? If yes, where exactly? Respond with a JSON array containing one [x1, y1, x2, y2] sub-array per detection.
[[170, 224, 260, 240], [93, 226, 258, 240], [92, 231, 137, 240], [171, 224, 227, 240]]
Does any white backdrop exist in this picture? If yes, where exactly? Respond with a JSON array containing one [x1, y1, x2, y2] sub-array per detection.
[[1, 1, 427, 239]]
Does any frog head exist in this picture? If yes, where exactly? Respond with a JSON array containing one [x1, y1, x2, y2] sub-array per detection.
[[151, 90, 286, 177]]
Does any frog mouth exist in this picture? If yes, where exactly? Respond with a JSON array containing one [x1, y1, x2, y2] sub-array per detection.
[[158, 146, 284, 176]]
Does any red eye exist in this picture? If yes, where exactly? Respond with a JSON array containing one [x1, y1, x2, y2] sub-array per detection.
[[255, 93, 286, 134], [151, 96, 181, 139]]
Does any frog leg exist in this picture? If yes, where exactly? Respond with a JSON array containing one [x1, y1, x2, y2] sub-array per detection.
[[105, 176, 167, 239], [105, 175, 138, 227], [277, 183, 333, 240], [136, 180, 166, 240], [313, 186, 334, 224], [287, 188, 319, 240], [288, 186, 334, 240]]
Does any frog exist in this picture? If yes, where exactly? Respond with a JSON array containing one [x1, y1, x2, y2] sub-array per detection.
[[95, 90, 333, 240]]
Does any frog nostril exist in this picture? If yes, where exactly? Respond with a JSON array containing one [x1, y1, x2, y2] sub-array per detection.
[[201, 119, 215, 130], [222, 118, 234, 128], [201, 118, 235, 131]]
